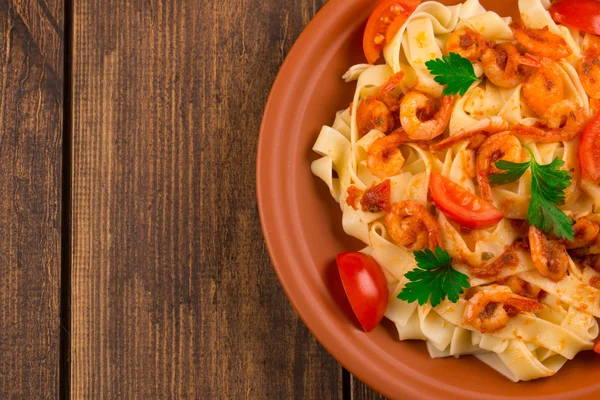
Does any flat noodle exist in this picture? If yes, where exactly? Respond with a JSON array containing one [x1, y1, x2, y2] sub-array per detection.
[[458, 11, 514, 41], [311, 0, 600, 382]]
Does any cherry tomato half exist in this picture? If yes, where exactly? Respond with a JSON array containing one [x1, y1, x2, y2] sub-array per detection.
[[336, 252, 389, 332], [430, 172, 504, 230], [363, 0, 421, 64], [549, 0, 600, 36], [579, 111, 600, 184]]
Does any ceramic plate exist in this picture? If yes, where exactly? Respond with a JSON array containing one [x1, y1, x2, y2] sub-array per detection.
[[257, 1, 600, 398]]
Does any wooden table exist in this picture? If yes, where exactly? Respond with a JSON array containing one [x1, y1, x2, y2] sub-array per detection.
[[0, 0, 385, 398]]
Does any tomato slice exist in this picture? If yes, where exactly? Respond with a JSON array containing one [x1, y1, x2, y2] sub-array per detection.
[[336, 252, 389, 332], [363, 0, 421, 64], [549, 0, 600, 36], [385, 10, 411, 44], [579, 111, 600, 184], [430, 172, 504, 230]]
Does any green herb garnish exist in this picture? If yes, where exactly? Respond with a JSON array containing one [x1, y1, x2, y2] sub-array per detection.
[[425, 52, 481, 96], [398, 247, 470, 307], [489, 146, 574, 240]]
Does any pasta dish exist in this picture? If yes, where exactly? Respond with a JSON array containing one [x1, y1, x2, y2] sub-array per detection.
[[311, 0, 600, 381]]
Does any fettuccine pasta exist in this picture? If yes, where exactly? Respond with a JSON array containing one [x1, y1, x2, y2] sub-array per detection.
[[312, 0, 600, 382]]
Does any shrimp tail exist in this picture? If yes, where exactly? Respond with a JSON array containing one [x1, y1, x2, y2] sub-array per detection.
[[511, 124, 548, 140], [519, 53, 541, 68], [504, 297, 543, 313], [380, 71, 406, 93], [431, 117, 509, 151], [512, 101, 585, 143]]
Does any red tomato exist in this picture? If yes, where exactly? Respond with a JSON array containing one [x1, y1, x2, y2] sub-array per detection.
[[579, 112, 600, 184], [336, 252, 389, 332], [549, 0, 600, 36], [385, 10, 411, 44], [363, 0, 421, 64], [430, 172, 504, 230]]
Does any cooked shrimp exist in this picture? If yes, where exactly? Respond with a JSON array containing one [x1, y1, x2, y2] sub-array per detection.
[[468, 248, 519, 278], [541, 99, 585, 132], [498, 276, 543, 299], [522, 57, 564, 116], [431, 116, 509, 151], [357, 98, 395, 136], [385, 201, 442, 251], [481, 43, 536, 88], [529, 226, 569, 281], [446, 27, 487, 61], [464, 289, 543, 333], [476, 132, 522, 202], [389, 216, 430, 250], [579, 34, 600, 99], [366, 131, 409, 178], [512, 100, 585, 143], [356, 72, 405, 136], [377, 71, 407, 112], [565, 217, 600, 249], [400, 91, 455, 140], [512, 21, 572, 60]]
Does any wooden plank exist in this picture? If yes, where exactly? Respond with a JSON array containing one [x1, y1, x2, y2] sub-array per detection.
[[0, 0, 62, 398], [11, 0, 63, 75], [71, 0, 342, 397], [351, 376, 387, 400]]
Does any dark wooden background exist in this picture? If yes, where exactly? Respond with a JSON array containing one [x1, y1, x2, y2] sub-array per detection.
[[0, 0, 387, 398]]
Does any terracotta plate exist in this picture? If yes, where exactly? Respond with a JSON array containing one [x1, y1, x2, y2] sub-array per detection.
[[257, 1, 600, 398]]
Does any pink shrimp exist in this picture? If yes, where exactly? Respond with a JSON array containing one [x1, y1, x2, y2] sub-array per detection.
[[512, 100, 585, 143], [431, 117, 509, 152], [400, 91, 455, 140], [529, 226, 569, 282], [366, 131, 410, 178], [385, 201, 442, 251], [356, 72, 405, 136], [464, 289, 543, 333], [481, 42, 539, 88], [446, 27, 487, 61], [476, 132, 523, 202], [512, 21, 572, 60]]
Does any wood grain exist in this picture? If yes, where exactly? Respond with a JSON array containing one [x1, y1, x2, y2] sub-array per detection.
[[11, 0, 63, 75], [351, 376, 387, 400], [0, 0, 62, 398], [71, 0, 350, 398]]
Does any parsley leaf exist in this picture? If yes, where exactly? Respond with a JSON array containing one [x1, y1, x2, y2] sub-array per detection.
[[530, 157, 571, 206], [425, 52, 481, 96], [398, 247, 470, 307], [489, 146, 574, 240], [528, 193, 574, 241], [488, 159, 530, 185]]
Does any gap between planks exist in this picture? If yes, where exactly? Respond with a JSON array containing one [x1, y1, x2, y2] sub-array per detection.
[[60, 0, 74, 399]]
